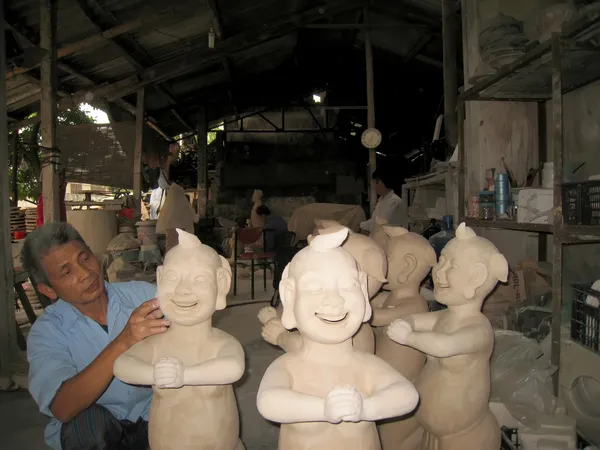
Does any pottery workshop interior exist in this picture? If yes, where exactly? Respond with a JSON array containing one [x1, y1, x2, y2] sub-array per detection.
[[2, 1, 600, 449]]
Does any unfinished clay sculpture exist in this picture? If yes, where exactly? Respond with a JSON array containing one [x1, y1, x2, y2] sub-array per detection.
[[372, 226, 436, 450], [259, 221, 387, 353], [256, 227, 418, 450], [155, 183, 198, 252], [250, 189, 264, 228], [386, 223, 508, 450], [114, 229, 245, 450], [370, 217, 391, 250]]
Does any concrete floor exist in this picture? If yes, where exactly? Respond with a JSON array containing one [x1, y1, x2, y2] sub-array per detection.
[[1, 278, 283, 449]]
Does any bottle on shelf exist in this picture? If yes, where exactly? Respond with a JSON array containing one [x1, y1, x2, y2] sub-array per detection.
[[429, 215, 455, 259]]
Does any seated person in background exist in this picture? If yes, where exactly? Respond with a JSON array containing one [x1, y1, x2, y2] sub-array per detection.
[[256, 205, 288, 251], [23, 222, 168, 450], [360, 169, 408, 234]]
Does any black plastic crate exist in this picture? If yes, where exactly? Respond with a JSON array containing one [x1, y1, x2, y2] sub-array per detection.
[[562, 181, 600, 225], [500, 427, 520, 450], [571, 283, 600, 353]]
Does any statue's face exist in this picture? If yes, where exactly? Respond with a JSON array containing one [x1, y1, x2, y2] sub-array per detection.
[[432, 240, 480, 306], [157, 250, 220, 326], [291, 249, 368, 344]]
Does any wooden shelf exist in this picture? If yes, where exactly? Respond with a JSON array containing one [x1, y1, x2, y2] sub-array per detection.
[[462, 218, 553, 233], [560, 225, 600, 243]]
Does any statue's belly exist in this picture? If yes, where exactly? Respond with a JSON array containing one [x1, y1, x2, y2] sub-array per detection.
[[280, 421, 380, 450], [149, 385, 239, 450], [374, 329, 425, 381]]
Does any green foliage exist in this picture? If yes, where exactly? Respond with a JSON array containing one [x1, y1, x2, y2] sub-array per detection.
[[8, 106, 98, 203]]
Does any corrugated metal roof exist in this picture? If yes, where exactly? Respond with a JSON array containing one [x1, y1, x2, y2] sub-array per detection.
[[5, 0, 444, 136]]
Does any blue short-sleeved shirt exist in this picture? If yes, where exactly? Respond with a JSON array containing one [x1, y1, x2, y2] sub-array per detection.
[[27, 281, 157, 450]]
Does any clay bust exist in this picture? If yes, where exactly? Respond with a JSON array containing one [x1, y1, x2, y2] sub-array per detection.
[[386, 223, 508, 450], [370, 217, 391, 250], [256, 227, 419, 450], [258, 220, 387, 354], [114, 229, 245, 450], [250, 189, 264, 228], [372, 226, 437, 450]]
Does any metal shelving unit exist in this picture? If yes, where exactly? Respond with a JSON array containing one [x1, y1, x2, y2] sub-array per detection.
[[457, 11, 600, 395]]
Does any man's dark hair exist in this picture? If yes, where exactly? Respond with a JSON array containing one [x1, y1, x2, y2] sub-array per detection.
[[256, 205, 271, 217], [21, 222, 88, 286], [371, 169, 393, 189]]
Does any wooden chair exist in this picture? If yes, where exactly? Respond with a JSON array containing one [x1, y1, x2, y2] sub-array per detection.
[[233, 228, 276, 300]]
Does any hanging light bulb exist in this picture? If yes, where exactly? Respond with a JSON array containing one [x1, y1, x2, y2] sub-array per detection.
[[208, 28, 215, 49]]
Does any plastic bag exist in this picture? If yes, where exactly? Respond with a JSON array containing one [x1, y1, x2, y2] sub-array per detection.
[[491, 331, 556, 429]]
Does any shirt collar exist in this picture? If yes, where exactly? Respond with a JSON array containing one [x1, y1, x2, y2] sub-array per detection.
[[54, 282, 120, 332], [380, 190, 395, 201]]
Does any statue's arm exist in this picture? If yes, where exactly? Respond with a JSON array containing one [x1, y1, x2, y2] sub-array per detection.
[[113, 340, 155, 386], [371, 304, 413, 327], [183, 336, 245, 386], [257, 359, 327, 423], [403, 310, 444, 332], [406, 324, 491, 358], [370, 291, 389, 309], [361, 355, 419, 421]]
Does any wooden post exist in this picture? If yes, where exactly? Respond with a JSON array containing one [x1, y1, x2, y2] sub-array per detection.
[[442, 0, 459, 147], [0, 2, 19, 374], [40, 0, 60, 223], [133, 89, 145, 216], [364, 7, 377, 215], [197, 107, 208, 218], [11, 133, 19, 206]]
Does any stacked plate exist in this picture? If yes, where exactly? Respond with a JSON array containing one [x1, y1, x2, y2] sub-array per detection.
[[25, 208, 37, 233], [10, 207, 25, 234], [480, 13, 529, 70]]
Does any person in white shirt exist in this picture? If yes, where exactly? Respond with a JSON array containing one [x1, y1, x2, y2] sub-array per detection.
[[360, 169, 408, 234]]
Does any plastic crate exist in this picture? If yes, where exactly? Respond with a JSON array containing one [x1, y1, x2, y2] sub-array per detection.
[[571, 283, 600, 353], [501, 427, 520, 449], [562, 181, 600, 225]]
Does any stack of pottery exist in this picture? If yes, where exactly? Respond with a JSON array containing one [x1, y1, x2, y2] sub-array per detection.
[[479, 14, 529, 70]]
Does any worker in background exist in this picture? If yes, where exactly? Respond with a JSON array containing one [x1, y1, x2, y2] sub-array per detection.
[[255, 205, 288, 251], [359, 169, 408, 234], [36, 168, 67, 228], [22, 222, 167, 450]]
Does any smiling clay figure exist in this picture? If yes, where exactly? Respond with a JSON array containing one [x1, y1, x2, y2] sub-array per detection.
[[258, 220, 388, 354], [386, 223, 508, 450], [372, 226, 436, 450], [114, 229, 245, 450], [256, 227, 419, 450]]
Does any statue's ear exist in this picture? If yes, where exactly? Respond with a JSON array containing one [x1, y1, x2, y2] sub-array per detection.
[[490, 253, 509, 283], [464, 262, 488, 300], [156, 265, 164, 286], [359, 271, 372, 322], [397, 254, 418, 285], [216, 256, 232, 310], [279, 264, 297, 330]]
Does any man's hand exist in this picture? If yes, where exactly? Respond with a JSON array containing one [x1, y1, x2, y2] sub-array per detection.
[[154, 357, 184, 389], [386, 319, 413, 345], [324, 385, 363, 424], [117, 299, 170, 349]]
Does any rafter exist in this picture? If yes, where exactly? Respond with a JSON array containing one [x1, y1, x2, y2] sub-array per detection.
[[73, 0, 194, 131]]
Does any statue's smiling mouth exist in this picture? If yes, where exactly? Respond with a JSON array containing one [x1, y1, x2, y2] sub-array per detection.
[[315, 312, 348, 324], [172, 301, 198, 309]]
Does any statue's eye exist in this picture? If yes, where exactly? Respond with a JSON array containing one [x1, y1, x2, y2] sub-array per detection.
[[304, 282, 322, 292], [163, 272, 178, 282], [340, 279, 359, 290], [195, 275, 208, 283]]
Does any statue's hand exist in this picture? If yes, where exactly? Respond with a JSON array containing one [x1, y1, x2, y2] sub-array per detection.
[[257, 306, 278, 325], [154, 357, 184, 389], [324, 385, 363, 424], [386, 319, 413, 345], [261, 319, 285, 346]]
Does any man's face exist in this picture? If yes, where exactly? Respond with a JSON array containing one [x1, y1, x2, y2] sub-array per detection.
[[157, 249, 221, 326], [372, 179, 386, 197], [39, 241, 104, 305], [288, 249, 369, 344]]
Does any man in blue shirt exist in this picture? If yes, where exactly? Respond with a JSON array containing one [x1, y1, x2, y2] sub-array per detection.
[[22, 222, 170, 450], [255, 205, 288, 251]]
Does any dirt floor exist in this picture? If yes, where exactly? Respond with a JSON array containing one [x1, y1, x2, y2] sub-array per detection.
[[1, 278, 282, 450]]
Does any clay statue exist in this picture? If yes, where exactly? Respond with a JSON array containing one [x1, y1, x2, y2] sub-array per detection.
[[258, 221, 388, 353], [370, 217, 391, 251], [386, 223, 508, 450], [372, 226, 437, 450], [250, 189, 264, 228], [114, 229, 245, 450], [256, 227, 419, 450], [155, 183, 199, 252]]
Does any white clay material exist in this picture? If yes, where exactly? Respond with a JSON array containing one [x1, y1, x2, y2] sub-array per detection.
[[114, 229, 245, 450], [256, 227, 418, 450], [258, 221, 388, 354], [373, 226, 436, 450], [387, 223, 508, 450]]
